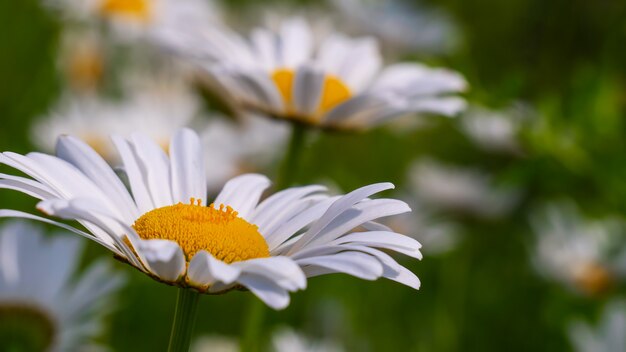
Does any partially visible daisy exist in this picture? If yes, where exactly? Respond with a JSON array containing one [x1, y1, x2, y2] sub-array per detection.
[[0, 128, 422, 310], [531, 203, 626, 296], [191, 335, 239, 352], [58, 29, 105, 92], [460, 104, 530, 155], [331, 0, 459, 57], [409, 159, 520, 218], [386, 199, 460, 255], [31, 77, 199, 161], [0, 220, 124, 351], [200, 114, 289, 192], [569, 299, 626, 352], [165, 17, 467, 130], [43, 0, 220, 42], [272, 327, 344, 352]]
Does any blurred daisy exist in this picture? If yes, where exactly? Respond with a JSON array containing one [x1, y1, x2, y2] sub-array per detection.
[[191, 335, 239, 352], [200, 115, 289, 193], [43, 0, 220, 42], [272, 327, 344, 352], [0, 220, 124, 351], [409, 159, 520, 218], [331, 0, 459, 56], [58, 29, 105, 92], [531, 203, 626, 296], [167, 17, 467, 130], [0, 129, 422, 309], [460, 105, 529, 154], [569, 300, 626, 352], [32, 78, 199, 161], [386, 199, 460, 255]]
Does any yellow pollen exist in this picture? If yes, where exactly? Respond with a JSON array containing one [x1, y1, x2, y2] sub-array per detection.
[[270, 68, 352, 121], [132, 199, 270, 263], [100, 0, 151, 21]]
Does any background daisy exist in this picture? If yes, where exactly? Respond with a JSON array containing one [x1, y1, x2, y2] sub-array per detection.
[[0, 220, 124, 351]]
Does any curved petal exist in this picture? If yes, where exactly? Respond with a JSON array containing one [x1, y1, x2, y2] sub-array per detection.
[[213, 174, 270, 220], [289, 183, 395, 253], [169, 128, 207, 204], [308, 198, 411, 247], [135, 239, 186, 282], [55, 135, 139, 222], [296, 251, 383, 280], [187, 251, 241, 287], [237, 274, 291, 310], [233, 256, 306, 291]]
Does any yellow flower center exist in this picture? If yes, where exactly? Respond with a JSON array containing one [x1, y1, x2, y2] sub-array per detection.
[[100, 0, 152, 21], [271, 69, 352, 122], [132, 199, 270, 263]]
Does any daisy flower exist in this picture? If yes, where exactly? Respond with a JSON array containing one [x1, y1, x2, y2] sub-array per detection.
[[531, 203, 626, 296], [43, 0, 220, 42], [164, 17, 467, 130], [569, 299, 626, 352], [331, 0, 459, 56], [460, 104, 530, 155], [408, 159, 520, 219], [271, 327, 344, 352], [0, 220, 124, 351], [31, 77, 199, 162], [0, 129, 422, 310]]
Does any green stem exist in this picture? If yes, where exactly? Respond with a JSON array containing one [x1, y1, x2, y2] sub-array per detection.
[[167, 288, 200, 352], [239, 123, 309, 352], [276, 122, 308, 190]]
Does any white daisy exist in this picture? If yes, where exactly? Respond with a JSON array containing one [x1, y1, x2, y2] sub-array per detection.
[[0, 129, 422, 309], [43, 0, 220, 42], [386, 198, 460, 255], [31, 77, 199, 162], [0, 220, 124, 351], [460, 104, 530, 154], [331, 0, 459, 56], [569, 299, 626, 352], [531, 203, 626, 296], [408, 158, 520, 218], [164, 17, 467, 130], [271, 327, 344, 352]]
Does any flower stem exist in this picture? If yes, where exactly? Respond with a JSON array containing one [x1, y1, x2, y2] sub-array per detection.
[[276, 122, 308, 190], [167, 288, 200, 352]]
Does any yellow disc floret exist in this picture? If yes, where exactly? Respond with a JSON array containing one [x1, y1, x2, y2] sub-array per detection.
[[132, 199, 269, 263], [100, 0, 152, 21]]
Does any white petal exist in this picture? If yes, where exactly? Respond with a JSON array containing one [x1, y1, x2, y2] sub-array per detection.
[[237, 274, 291, 310], [308, 198, 411, 247], [169, 128, 207, 204], [36, 198, 143, 266], [135, 239, 186, 282], [292, 65, 324, 116], [0, 177, 57, 200], [371, 63, 467, 95], [265, 196, 341, 252], [289, 183, 395, 253], [187, 251, 241, 287], [0, 209, 119, 254], [56, 135, 139, 222], [111, 135, 155, 213], [278, 17, 312, 68], [233, 256, 306, 291], [252, 185, 326, 233], [331, 231, 423, 260], [213, 174, 270, 220], [296, 252, 383, 280], [129, 133, 173, 208]]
